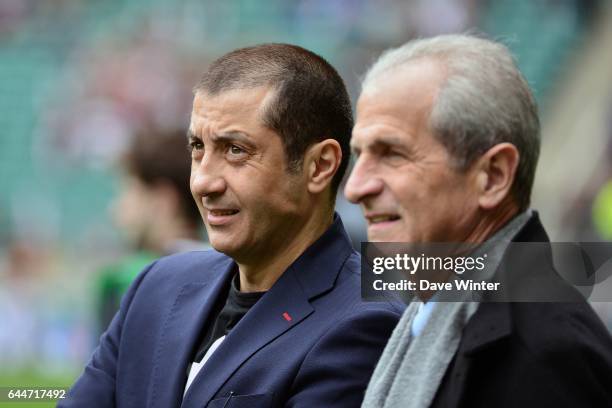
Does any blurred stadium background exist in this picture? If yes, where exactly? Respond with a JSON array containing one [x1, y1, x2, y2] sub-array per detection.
[[1, 0, 611, 396]]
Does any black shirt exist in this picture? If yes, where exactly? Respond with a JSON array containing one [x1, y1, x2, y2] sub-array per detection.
[[193, 274, 266, 363]]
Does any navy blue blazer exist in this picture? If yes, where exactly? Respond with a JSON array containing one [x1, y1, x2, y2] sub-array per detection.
[[60, 217, 403, 407]]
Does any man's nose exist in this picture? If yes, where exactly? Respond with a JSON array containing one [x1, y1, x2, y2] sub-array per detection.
[[190, 155, 227, 197], [344, 157, 384, 203]]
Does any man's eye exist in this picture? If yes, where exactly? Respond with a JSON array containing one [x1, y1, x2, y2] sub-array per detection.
[[189, 140, 204, 151], [380, 145, 404, 159], [228, 144, 246, 155]]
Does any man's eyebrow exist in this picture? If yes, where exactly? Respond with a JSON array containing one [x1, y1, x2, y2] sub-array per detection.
[[186, 129, 199, 140], [211, 131, 256, 148], [186, 130, 255, 148], [351, 135, 407, 151]]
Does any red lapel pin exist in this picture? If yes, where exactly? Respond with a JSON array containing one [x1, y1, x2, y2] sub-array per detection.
[[282, 312, 292, 322]]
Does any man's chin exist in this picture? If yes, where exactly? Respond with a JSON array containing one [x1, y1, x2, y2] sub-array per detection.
[[208, 237, 240, 256], [367, 229, 406, 243], [366, 219, 409, 242], [369, 235, 417, 244]]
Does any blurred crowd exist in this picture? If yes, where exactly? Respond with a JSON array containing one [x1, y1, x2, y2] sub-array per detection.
[[1, 0, 610, 379]]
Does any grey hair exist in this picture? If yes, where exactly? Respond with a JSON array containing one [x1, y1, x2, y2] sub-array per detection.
[[362, 34, 540, 211]]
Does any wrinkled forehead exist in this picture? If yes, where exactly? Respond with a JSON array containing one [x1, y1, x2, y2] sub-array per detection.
[[189, 86, 276, 132], [353, 60, 446, 148], [192, 86, 274, 116]]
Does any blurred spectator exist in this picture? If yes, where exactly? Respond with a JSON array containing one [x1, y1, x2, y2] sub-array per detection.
[[98, 128, 207, 330]]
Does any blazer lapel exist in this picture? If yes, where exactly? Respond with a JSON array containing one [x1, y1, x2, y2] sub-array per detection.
[[436, 213, 551, 406], [181, 269, 314, 407], [181, 214, 354, 407], [148, 258, 235, 408], [461, 302, 512, 356], [440, 302, 512, 406]]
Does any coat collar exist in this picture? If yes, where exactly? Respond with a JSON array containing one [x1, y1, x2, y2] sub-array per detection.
[[286, 213, 355, 299], [434, 212, 550, 406], [462, 210, 550, 355], [150, 214, 354, 408]]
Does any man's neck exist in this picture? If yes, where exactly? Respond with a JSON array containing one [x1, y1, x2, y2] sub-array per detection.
[[461, 200, 520, 245], [417, 201, 522, 303], [237, 210, 334, 293]]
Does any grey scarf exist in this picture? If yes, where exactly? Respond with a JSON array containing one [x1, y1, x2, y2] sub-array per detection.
[[361, 211, 532, 408]]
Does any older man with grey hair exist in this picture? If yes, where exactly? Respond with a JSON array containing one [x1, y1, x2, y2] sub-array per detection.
[[346, 34, 612, 407]]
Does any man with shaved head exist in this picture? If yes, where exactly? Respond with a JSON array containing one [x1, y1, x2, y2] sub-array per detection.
[[346, 34, 612, 407], [61, 44, 402, 407]]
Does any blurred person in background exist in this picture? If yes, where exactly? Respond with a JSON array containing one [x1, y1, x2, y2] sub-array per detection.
[[60, 43, 402, 407], [345, 34, 612, 407], [98, 128, 206, 330]]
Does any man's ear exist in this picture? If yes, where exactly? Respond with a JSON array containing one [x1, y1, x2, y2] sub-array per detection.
[[474, 143, 520, 210], [304, 139, 342, 194]]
